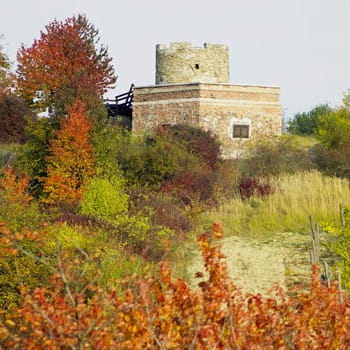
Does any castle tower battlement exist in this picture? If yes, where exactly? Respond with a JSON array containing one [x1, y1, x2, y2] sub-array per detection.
[[155, 42, 230, 85], [133, 42, 281, 158]]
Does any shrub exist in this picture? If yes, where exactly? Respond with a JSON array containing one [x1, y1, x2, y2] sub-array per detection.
[[15, 116, 54, 197], [129, 188, 193, 234], [118, 131, 196, 189], [118, 125, 222, 194], [240, 134, 317, 178], [0, 166, 43, 231], [91, 123, 126, 180], [323, 208, 350, 292], [317, 107, 350, 149], [162, 124, 222, 170], [211, 159, 241, 200], [162, 163, 216, 206], [80, 177, 129, 225], [0, 92, 32, 144], [2, 223, 350, 349], [314, 140, 350, 179], [238, 177, 273, 200]]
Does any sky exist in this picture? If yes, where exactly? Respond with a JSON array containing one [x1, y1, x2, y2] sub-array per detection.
[[1, 0, 350, 120]]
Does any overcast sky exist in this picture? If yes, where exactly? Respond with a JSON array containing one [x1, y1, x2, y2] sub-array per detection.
[[1, 0, 350, 120]]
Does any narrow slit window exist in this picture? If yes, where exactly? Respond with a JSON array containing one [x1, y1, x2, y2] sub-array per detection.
[[233, 124, 249, 138], [195, 63, 200, 69]]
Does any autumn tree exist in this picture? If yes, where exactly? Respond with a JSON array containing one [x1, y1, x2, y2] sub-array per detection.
[[16, 15, 116, 117], [42, 99, 95, 205], [0, 92, 33, 144]]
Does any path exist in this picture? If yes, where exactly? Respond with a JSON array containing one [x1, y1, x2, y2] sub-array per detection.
[[187, 232, 312, 295]]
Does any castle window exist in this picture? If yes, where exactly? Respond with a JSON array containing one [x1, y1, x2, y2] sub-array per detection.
[[195, 63, 200, 69], [233, 124, 250, 138]]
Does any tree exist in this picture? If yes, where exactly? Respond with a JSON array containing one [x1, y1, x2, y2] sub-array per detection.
[[287, 104, 333, 135], [16, 15, 116, 116], [317, 107, 350, 149], [0, 92, 33, 144], [313, 107, 350, 178], [42, 99, 95, 205], [0, 36, 31, 144]]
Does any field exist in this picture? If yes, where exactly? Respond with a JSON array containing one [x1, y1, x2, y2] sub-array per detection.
[[183, 170, 350, 293]]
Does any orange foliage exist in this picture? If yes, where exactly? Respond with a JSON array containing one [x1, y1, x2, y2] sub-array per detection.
[[16, 14, 116, 109], [42, 100, 95, 205], [0, 166, 32, 205], [1, 221, 350, 349]]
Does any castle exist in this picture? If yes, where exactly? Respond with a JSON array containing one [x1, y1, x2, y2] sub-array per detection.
[[111, 42, 282, 158]]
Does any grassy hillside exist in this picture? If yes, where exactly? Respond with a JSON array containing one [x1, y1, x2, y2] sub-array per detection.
[[198, 170, 350, 237]]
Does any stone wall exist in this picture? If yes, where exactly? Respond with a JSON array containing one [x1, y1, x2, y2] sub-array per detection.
[[133, 83, 281, 158], [156, 42, 230, 85]]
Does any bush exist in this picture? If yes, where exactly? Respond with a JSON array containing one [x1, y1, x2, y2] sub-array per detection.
[[314, 141, 350, 179], [238, 177, 273, 200], [323, 207, 350, 292], [316, 107, 350, 149], [240, 135, 317, 178], [15, 116, 54, 197], [117, 131, 196, 189], [162, 163, 216, 206], [129, 188, 193, 234], [2, 224, 350, 349], [80, 177, 173, 262], [80, 177, 129, 225], [161, 124, 221, 170], [118, 125, 222, 194], [0, 92, 32, 144], [0, 166, 43, 231], [211, 159, 241, 200]]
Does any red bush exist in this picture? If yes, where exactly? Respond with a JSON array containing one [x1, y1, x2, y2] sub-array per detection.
[[2, 222, 350, 349], [238, 177, 273, 200]]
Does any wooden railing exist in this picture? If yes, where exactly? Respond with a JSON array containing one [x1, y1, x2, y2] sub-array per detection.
[[105, 84, 134, 117]]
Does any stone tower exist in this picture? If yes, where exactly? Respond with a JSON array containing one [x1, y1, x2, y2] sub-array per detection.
[[155, 42, 230, 85], [133, 42, 281, 158]]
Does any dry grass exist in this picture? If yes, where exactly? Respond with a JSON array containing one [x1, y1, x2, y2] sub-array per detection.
[[199, 170, 350, 237]]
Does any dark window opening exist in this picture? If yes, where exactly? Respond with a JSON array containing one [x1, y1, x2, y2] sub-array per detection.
[[195, 63, 200, 69], [233, 124, 249, 138]]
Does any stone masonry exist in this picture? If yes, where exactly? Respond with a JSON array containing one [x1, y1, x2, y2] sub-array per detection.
[[156, 42, 230, 85], [132, 42, 281, 158]]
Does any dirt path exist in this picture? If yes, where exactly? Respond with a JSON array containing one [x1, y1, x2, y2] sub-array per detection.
[[187, 232, 312, 295]]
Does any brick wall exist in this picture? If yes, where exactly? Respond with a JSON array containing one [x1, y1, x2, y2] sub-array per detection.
[[132, 83, 281, 158]]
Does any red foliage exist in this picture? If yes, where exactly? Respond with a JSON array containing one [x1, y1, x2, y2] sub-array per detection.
[[162, 166, 215, 205], [16, 14, 116, 110], [42, 99, 95, 205], [238, 177, 273, 200], [1, 221, 350, 349]]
